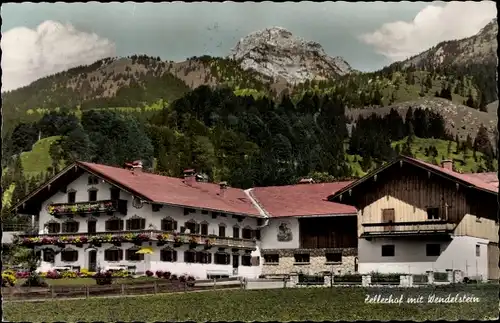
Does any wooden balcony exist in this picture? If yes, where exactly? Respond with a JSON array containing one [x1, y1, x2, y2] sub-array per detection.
[[18, 230, 257, 250], [48, 199, 128, 217], [361, 221, 455, 239]]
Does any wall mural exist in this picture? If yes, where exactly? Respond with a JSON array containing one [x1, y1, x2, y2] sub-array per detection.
[[277, 222, 293, 242]]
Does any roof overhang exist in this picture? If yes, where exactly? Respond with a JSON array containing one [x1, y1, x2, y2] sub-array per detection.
[[328, 155, 497, 202], [270, 213, 357, 219], [10, 162, 152, 214]]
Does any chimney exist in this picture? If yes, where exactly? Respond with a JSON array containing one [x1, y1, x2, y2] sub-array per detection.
[[132, 160, 143, 173], [298, 178, 315, 184], [441, 160, 453, 171], [183, 169, 196, 186], [219, 181, 228, 198]]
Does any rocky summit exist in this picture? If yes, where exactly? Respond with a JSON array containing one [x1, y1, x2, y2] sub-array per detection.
[[230, 26, 352, 84]]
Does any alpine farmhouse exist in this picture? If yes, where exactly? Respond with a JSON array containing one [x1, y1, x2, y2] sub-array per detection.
[[10, 156, 499, 280]]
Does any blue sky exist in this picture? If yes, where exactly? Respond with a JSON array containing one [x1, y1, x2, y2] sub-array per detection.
[[1, 2, 496, 91]]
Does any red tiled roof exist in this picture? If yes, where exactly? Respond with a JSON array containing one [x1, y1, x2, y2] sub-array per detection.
[[405, 157, 498, 193], [78, 162, 262, 217], [251, 182, 357, 218], [464, 172, 498, 188]]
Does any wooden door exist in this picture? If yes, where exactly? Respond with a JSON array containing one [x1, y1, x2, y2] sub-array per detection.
[[382, 208, 395, 231], [487, 243, 499, 280]]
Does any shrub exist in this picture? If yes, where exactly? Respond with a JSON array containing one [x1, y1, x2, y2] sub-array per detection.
[[155, 270, 164, 278], [1, 272, 17, 287], [162, 271, 171, 279], [187, 275, 196, 287], [21, 272, 48, 287], [179, 275, 187, 282], [334, 274, 362, 283], [111, 270, 130, 278], [370, 272, 402, 283], [93, 271, 113, 285], [46, 270, 62, 279], [15, 271, 30, 279], [170, 274, 178, 280], [146, 270, 154, 277]]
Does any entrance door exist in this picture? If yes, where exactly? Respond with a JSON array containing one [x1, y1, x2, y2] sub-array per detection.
[[487, 243, 499, 280], [232, 254, 239, 275], [88, 250, 97, 272]]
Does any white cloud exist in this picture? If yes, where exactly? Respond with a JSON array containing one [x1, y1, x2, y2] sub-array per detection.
[[359, 1, 497, 62], [1, 20, 116, 92]]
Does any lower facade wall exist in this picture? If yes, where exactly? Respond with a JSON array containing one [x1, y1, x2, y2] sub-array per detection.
[[358, 236, 490, 280], [261, 248, 357, 276], [38, 243, 261, 279]]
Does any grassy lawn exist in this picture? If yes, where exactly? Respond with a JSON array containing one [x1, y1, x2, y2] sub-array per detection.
[[20, 135, 65, 177], [4, 285, 498, 322]]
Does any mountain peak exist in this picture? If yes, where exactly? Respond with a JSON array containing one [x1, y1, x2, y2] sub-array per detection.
[[230, 26, 352, 84]]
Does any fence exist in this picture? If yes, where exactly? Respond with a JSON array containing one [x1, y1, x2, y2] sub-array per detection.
[[3, 277, 244, 301]]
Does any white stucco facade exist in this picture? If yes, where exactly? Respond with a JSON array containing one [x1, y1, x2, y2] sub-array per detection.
[[358, 236, 489, 280], [260, 218, 300, 249], [34, 173, 262, 279]]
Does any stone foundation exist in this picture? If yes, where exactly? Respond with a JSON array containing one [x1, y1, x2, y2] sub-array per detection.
[[261, 248, 357, 276]]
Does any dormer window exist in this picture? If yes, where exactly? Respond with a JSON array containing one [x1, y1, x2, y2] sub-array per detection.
[[88, 189, 98, 202], [67, 190, 76, 203], [88, 176, 99, 185]]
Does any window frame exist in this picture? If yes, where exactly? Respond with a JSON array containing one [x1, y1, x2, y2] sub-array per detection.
[[88, 189, 98, 202], [62, 220, 79, 233], [160, 248, 177, 262], [61, 249, 79, 262], [214, 252, 230, 265], [293, 253, 310, 264], [426, 207, 440, 220], [325, 252, 342, 263], [126, 247, 144, 261], [67, 191, 76, 204], [104, 247, 123, 262], [263, 254, 279, 264]]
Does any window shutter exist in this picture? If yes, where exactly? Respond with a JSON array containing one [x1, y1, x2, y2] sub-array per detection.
[[251, 256, 260, 266], [119, 249, 124, 260], [119, 220, 124, 230], [173, 251, 178, 262], [174, 221, 178, 230], [62, 222, 67, 233], [105, 221, 110, 231], [195, 224, 200, 234], [126, 220, 131, 230], [141, 218, 146, 229], [56, 223, 61, 232], [75, 222, 80, 232], [251, 230, 256, 239], [255, 230, 261, 240], [208, 253, 212, 264], [161, 219, 166, 231]]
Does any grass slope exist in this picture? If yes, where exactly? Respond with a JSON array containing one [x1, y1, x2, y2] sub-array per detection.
[[20, 136, 64, 178], [392, 136, 497, 173], [3, 286, 497, 322]]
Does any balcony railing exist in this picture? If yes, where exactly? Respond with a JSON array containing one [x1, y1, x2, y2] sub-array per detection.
[[18, 230, 257, 250], [48, 199, 128, 217], [362, 221, 455, 237]]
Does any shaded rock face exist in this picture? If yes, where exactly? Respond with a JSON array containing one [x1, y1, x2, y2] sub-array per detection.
[[230, 27, 352, 84]]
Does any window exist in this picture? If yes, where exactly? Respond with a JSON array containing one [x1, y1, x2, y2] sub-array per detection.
[[43, 249, 55, 263], [185, 221, 196, 233], [62, 221, 79, 233], [427, 207, 440, 220], [105, 218, 124, 231], [242, 255, 252, 266], [68, 191, 76, 203], [264, 254, 279, 264], [161, 218, 176, 231], [152, 204, 161, 212], [87, 220, 97, 234], [88, 176, 99, 185], [233, 226, 240, 238], [127, 217, 146, 230], [381, 245, 395, 257], [184, 250, 196, 263], [110, 188, 120, 200], [201, 210, 209, 215], [126, 248, 144, 261], [254, 230, 261, 240], [219, 225, 226, 237], [160, 249, 177, 262], [426, 244, 441, 256], [382, 208, 395, 223], [47, 222, 60, 234], [61, 249, 78, 262], [214, 252, 230, 265], [200, 223, 208, 235], [105, 248, 123, 262], [196, 251, 212, 264], [294, 253, 310, 264], [325, 253, 342, 263], [88, 189, 98, 202], [476, 244, 480, 257], [242, 228, 252, 239]]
